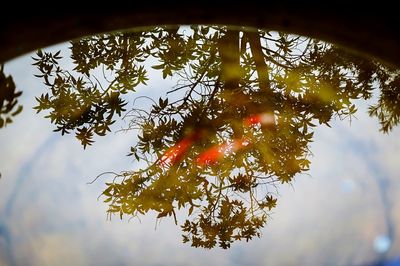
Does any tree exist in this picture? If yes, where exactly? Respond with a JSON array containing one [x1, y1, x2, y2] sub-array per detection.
[[0, 64, 22, 129], [32, 25, 400, 249]]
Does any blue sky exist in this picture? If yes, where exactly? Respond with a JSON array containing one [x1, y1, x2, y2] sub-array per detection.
[[1, 40, 400, 265]]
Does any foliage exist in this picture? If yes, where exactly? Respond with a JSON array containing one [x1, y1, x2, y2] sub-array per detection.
[[0, 64, 22, 128], [33, 26, 400, 248]]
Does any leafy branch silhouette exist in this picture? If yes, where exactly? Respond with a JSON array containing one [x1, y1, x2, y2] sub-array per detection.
[[33, 26, 400, 248], [0, 64, 22, 128]]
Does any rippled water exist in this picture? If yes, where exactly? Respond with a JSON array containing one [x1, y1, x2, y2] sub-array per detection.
[[1, 26, 400, 265]]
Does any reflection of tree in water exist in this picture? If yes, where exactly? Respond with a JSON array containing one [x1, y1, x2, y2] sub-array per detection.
[[32, 26, 400, 249], [0, 64, 22, 129]]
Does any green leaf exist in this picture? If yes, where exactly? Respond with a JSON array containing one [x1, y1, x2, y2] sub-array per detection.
[[188, 205, 194, 216], [104, 197, 112, 203], [152, 64, 164, 70], [102, 186, 113, 197], [11, 106, 23, 116], [157, 211, 168, 218]]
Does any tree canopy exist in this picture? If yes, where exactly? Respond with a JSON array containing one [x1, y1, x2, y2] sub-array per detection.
[[32, 25, 400, 249], [0, 64, 22, 129]]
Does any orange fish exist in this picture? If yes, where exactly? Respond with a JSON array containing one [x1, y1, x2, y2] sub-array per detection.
[[196, 138, 250, 166], [159, 133, 198, 166]]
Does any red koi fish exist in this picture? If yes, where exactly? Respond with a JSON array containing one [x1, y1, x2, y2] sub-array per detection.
[[159, 133, 199, 166], [196, 138, 250, 166]]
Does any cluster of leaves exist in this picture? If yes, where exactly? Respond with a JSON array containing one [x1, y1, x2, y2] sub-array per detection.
[[181, 198, 267, 249], [0, 64, 23, 128], [32, 33, 150, 147], [33, 26, 400, 248], [368, 65, 400, 132]]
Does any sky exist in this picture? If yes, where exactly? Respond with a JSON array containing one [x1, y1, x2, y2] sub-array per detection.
[[1, 36, 400, 266]]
